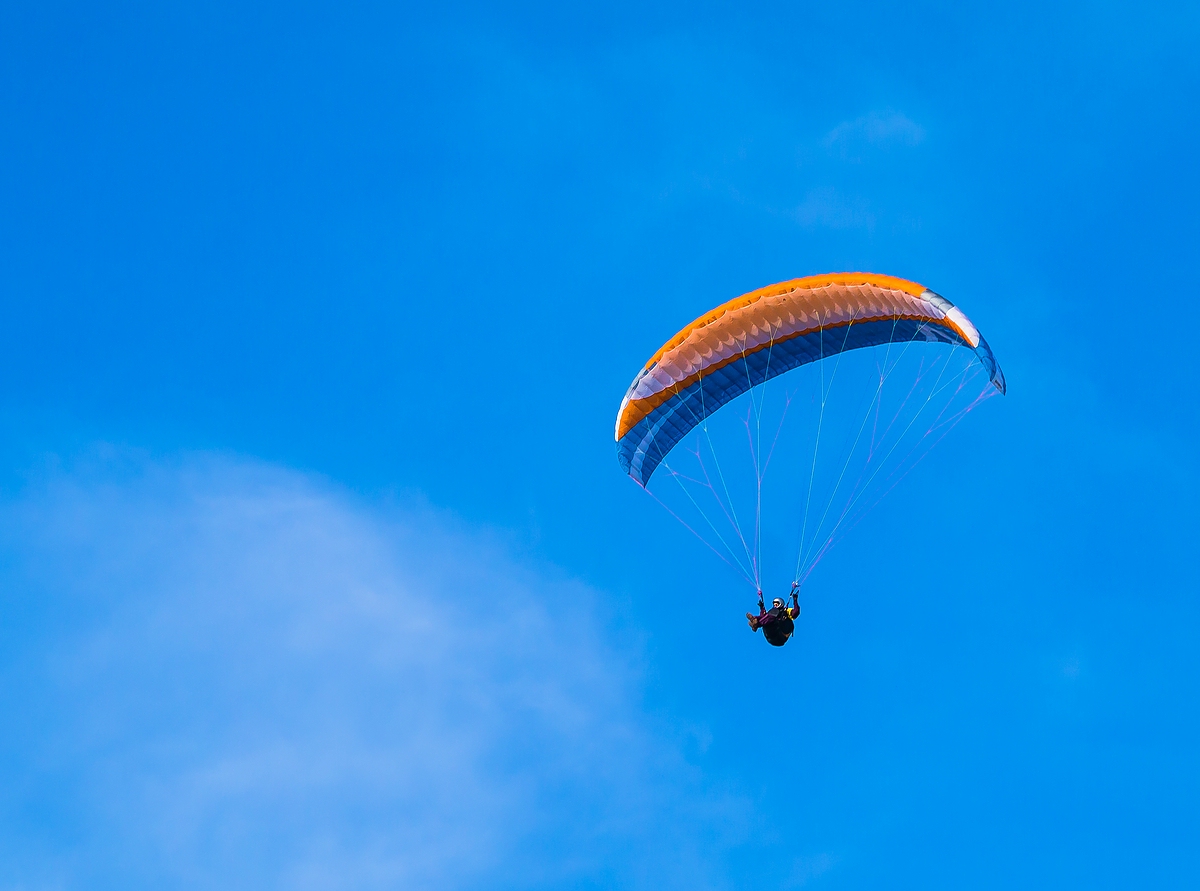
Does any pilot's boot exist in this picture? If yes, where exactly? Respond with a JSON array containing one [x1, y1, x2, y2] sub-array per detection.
[[746, 612, 760, 631]]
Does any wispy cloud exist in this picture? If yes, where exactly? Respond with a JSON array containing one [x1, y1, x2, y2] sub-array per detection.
[[793, 187, 876, 231], [0, 453, 748, 889], [823, 110, 926, 160]]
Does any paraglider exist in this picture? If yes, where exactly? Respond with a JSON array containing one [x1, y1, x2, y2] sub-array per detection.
[[747, 585, 801, 647], [615, 273, 1004, 646]]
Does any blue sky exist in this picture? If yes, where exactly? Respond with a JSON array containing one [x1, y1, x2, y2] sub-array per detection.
[[1, 1, 1198, 888]]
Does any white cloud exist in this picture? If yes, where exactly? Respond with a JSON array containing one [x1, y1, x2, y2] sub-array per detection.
[[0, 453, 748, 889]]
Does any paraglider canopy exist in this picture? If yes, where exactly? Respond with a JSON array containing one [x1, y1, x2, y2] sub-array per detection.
[[616, 273, 1004, 488], [614, 272, 1004, 596]]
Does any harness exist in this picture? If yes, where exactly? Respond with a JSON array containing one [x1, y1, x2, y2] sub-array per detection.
[[761, 606, 795, 647]]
